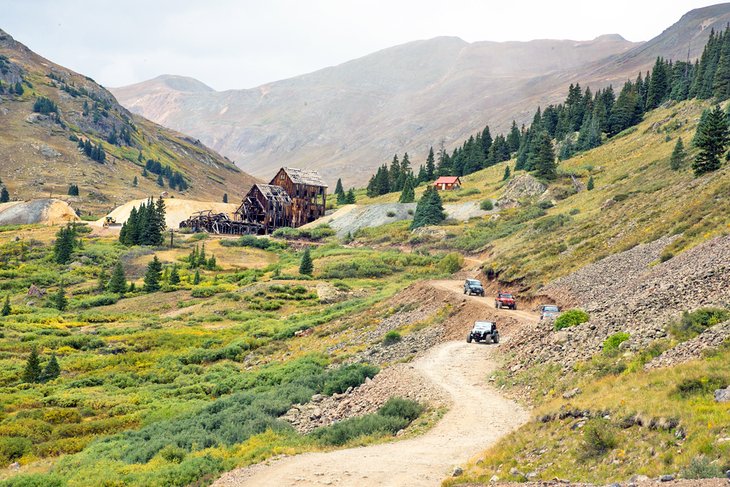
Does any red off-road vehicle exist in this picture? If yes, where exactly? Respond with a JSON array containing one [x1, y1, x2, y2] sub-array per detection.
[[495, 291, 517, 310]]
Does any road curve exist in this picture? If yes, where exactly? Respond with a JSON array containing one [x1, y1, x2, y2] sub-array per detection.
[[213, 341, 529, 487], [429, 279, 540, 323]]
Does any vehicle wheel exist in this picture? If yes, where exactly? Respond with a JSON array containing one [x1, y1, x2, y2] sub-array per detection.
[[463, 289, 466, 294], [467, 334, 472, 343], [493, 333, 499, 344]]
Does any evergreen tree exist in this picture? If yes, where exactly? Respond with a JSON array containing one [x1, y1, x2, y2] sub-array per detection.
[[534, 132, 557, 180], [345, 188, 356, 204], [41, 354, 60, 382], [22, 347, 42, 383], [425, 146, 436, 180], [108, 261, 127, 294], [142, 168, 148, 177], [410, 186, 446, 229], [53, 225, 76, 264], [51, 284, 68, 311], [1, 295, 10, 316], [587, 175, 595, 190], [399, 176, 415, 203], [0, 187, 8, 203], [14, 81, 23, 96], [97, 269, 108, 292], [206, 255, 216, 270], [416, 165, 428, 184], [299, 247, 313, 276], [670, 137, 686, 170], [193, 269, 201, 285], [693, 105, 729, 175], [143, 256, 163, 292], [222, 193, 228, 203], [334, 178, 344, 197], [157, 174, 164, 187], [646, 57, 669, 109], [67, 184, 79, 196], [503, 165, 511, 181], [169, 264, 180, 285], [132, 176, 138, 187], [507, 120, 521, 153]]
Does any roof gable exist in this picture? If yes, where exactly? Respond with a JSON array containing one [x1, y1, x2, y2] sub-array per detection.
[[434, 176, 461, 184], [277, 167, 328, 187]]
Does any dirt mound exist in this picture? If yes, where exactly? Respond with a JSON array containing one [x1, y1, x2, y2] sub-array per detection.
[[0, 199, 79, 226], [93, 198, 239, 230], [304, 202, 488, 237], [507, 235, 730, 369]]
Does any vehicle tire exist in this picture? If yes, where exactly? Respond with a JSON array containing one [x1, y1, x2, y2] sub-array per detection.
[[493, 333, 499, 344], [467, 334, 472, 343], [464, 289, 466, 294]]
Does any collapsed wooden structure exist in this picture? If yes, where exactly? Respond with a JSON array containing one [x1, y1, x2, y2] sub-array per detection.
[[179, 167, 328, 235]]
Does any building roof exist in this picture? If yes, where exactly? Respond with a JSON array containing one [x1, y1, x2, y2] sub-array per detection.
[[433, 176, 461, 185], [253, 184, 292, 203], [280, 167, 328, 187]]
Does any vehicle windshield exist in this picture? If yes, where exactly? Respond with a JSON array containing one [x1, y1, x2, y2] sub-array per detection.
[[500, 293, 513, 298], [473, 321, 494, 331], [543, 305, 559, 312], [467, 279, 481, 285]]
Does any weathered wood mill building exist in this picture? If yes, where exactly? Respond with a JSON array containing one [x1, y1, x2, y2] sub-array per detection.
[[180, 167, 328, 235]]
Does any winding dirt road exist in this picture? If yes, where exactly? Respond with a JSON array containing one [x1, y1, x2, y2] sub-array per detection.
[[213, 340, 529, 487], [430, 279, 540, 323]]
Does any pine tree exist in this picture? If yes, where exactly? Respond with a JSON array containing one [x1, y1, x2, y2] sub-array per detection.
[[399, 176, 415, 203], [157, 174, 164, 187], [206, 255, 216, 270], [108, 261, 127, 294], [299, 247, 313, 276], [22, 347, 42, 383], [693, 105, 729, 176], [425, 147, 436, 180], [222, 193, 228, 203], [0, 187, 8, 203], [670, 137, 686, 170], [507, 120, 521, 153], [334, 178, 345, 204], [1, 295, 10, 316], [51, 284, 68, 311], [534, 132, 557, 180], [143, 256, 162, 292], [410, 186, 446, 229], [587, 175, 595, 190], [54, 225, 76, 264], [193, 269, 201, 285], [503, 165, 511, 181], [67, 184, 79, 196], [345, 188, 356, 204], [132, 176, 138, 187], [97, 269, 108, 292], [169, 264, 180, 285], [40, 354, 60, 382]]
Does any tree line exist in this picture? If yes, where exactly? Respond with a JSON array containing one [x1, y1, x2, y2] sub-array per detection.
[[119, 198, 167, 246], [144, 159, 189, 191]]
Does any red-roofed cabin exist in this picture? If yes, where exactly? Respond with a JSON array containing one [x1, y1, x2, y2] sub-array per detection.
[[433, 176, 462, 191]]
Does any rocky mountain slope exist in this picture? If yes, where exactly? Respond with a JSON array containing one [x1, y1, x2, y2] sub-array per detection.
[[112, 4, 730, 186], [0, 29, 258, 215]]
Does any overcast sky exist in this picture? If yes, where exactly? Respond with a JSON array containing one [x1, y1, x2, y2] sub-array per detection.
[[0, 0, 721, 90]]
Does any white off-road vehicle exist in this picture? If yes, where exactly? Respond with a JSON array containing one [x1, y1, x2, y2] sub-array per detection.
[[467, 321, 499, 344]]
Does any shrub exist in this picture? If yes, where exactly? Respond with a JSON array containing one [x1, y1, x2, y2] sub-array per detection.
[[219, 236, 287, 251], [669, 308, 730, 342], [378, 397, 424, 422], [383, 330, 401, 345], [0, 436, 32, 463], [480, 200, 494, 211], [438, 252, 463, 274], [386, 211, 396, 217], [533, 214, 571, 233], [582, 418, 617, 457], [322, 363, 379, 395], [554, 309, 589, 331], [674, 376, 727, 398], [680, 455, 725, 479], [190, 286, 220, 298], [602, 332, 630, 356], [0, 473, 65, 487]]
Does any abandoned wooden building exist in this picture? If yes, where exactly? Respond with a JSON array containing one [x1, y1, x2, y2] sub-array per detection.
[[235, 184, 293, 233], [270, 167, 328, 227]]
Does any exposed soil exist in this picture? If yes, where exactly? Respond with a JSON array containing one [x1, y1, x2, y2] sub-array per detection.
[[91, 198, 239, 230], [0, 199, 79, 225]]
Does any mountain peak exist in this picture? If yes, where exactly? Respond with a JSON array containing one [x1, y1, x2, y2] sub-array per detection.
[[151, 74, 215, 93]]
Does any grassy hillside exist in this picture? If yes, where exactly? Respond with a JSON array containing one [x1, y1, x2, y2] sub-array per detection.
[[0, 29, 257, 216], [354, 100, 729, 292]]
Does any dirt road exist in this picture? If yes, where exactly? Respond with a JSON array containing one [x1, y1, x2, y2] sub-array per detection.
[[213, 341, 529, 487], [430, 280, 540, 323]]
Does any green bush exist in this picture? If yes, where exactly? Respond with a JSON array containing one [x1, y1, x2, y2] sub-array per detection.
[[0, 473, 65, 487], [378, 397, 424, 422], [272, 225, 335, 241], [680, 455, 725, 479], [480, 200, 494, 211], [674, 376, 727, 398], [190, 286, 221, 298], [669, 308, 730, 342], [582, 418, 617, 457], [533, 214, 571, 233], [554, 309, 590, 331], [383, 330, 401, 345], [438, 252, 463, 274], [0, 436, 32, 463], [602, 332, 630, 356], [73, 293, 119, 309], [219, 236, 287, 251], [322, 363, 379, 395]]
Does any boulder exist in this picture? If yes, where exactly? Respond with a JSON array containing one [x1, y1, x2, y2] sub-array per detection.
[[715, 387, 730, 403], [497, 174, 547, 207]]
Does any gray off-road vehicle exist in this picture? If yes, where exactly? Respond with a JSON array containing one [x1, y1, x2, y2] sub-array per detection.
[[467, 321, 499, 344], [464, 279, 485, 296]]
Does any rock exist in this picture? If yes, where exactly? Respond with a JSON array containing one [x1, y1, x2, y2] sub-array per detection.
[[8, 462, 19, 471], [562, 387, 581, 399], [489, 474, 500, 482], [498, 174, 547, 206], [659, 474, 675, 482], [715, 387, 730, 403], [630, 475, 650, 482], [452, 467, 463, 477], [311, 394, 323, 403]]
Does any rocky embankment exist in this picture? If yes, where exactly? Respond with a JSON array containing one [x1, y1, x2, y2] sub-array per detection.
[[507, 236, 730, 368]]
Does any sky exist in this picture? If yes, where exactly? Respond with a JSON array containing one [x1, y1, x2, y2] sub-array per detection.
[[0, 0, 722, 90]]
